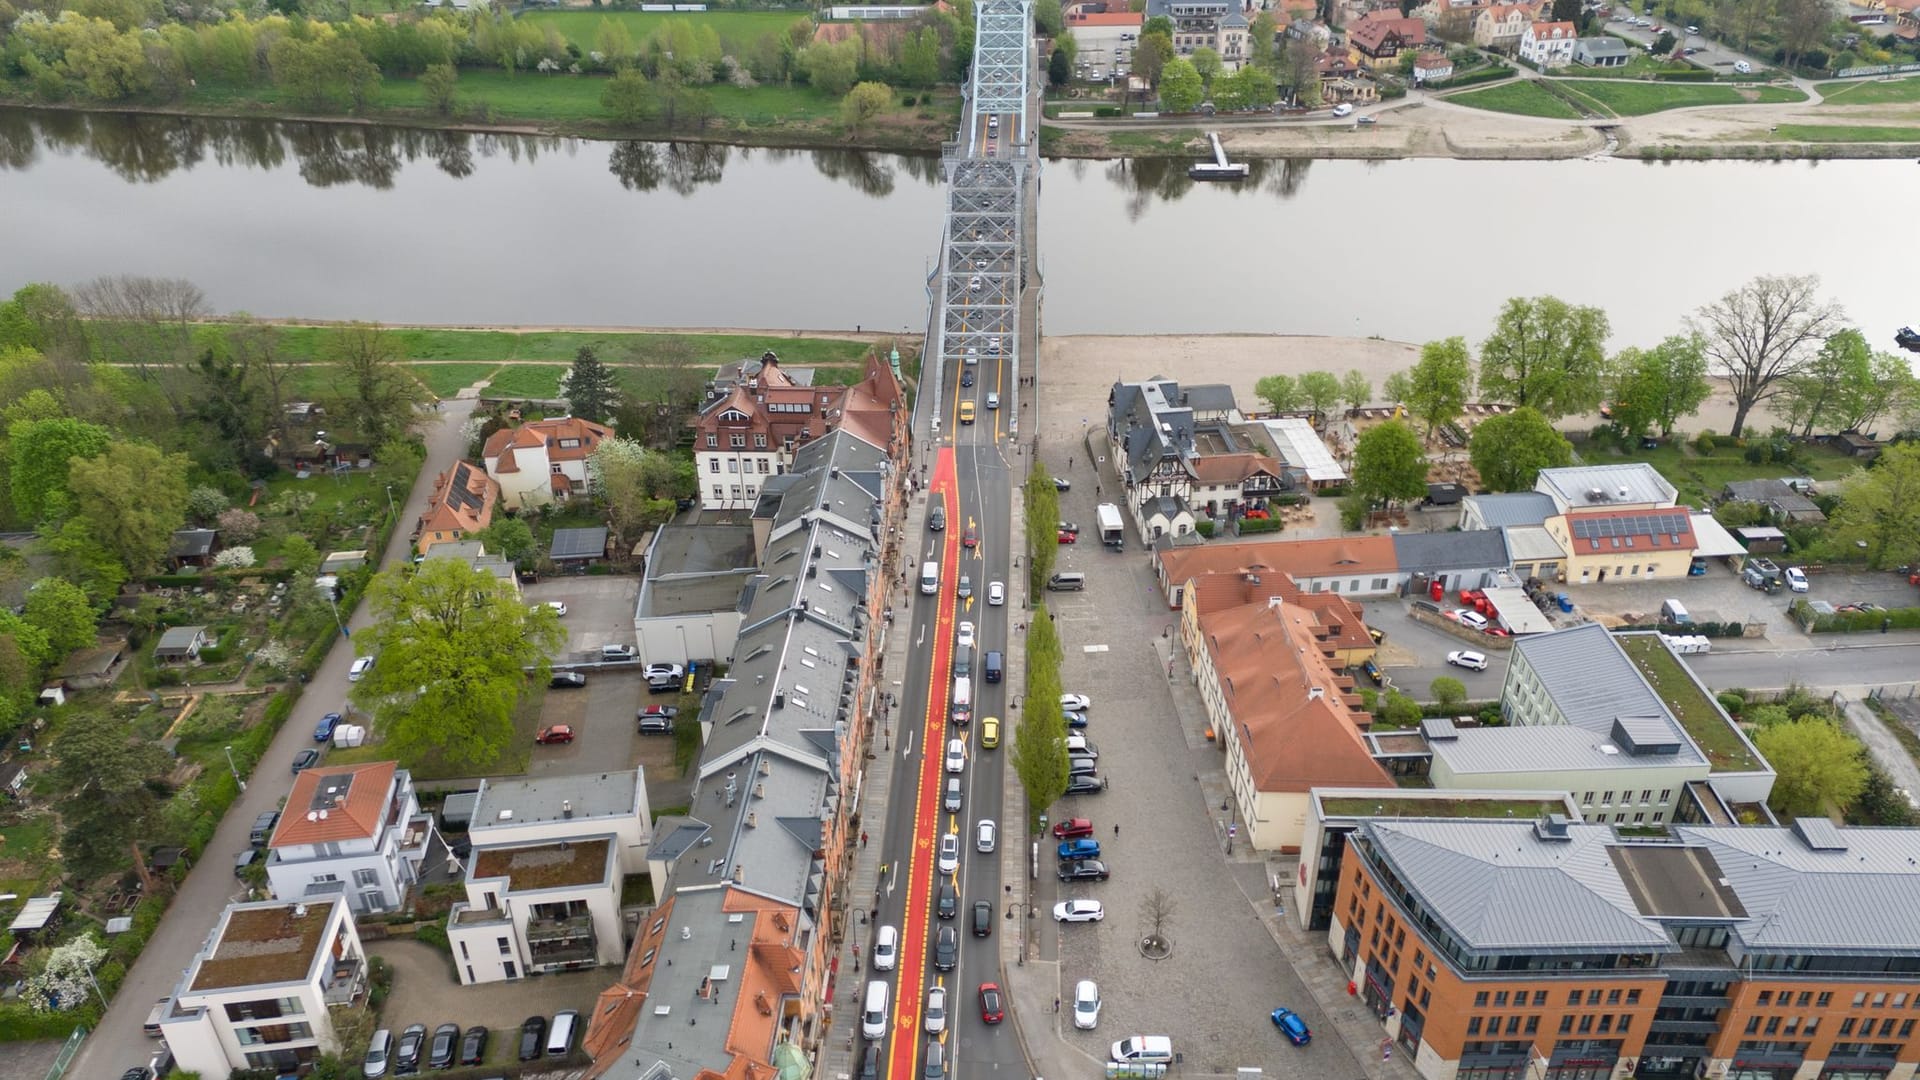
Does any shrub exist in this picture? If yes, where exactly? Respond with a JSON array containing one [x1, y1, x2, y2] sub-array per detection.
[[1194, 520, 1216, 537], [1237, 516, 1281, 534], [1339, 493, 1369, 531], [1693, 430, 1717, 456], [1717, 691, 1746, 715], [1095, 106, 1124, 117], [414, 922, 451, 953]]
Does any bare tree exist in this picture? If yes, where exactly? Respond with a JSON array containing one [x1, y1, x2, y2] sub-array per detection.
[[228, 317, 299, 454], [325, 322, 426, 447], [72, 274, 209, 418], [1689, 274, 1845, 437], [1139, 886, 1178, 950]]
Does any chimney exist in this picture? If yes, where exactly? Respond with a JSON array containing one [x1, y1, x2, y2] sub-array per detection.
[[1308, 687, 1325, 701], [562, 800, 573, 819], [1266, 595, 1283, 611]]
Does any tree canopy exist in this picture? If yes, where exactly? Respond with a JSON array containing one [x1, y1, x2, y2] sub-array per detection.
[[1478, 296, 1610, 419], [1469, 406, 1573, 492], [66, 441, 191, 576], [559, 346, 621, 423], [1607, 334, 1711, 440], [1689, 273, 1844, 438], [1351, 420, 1429, 506], [1754, 717, 1868, 819], [1829, 442, 1920, 570], [1405, 337, 1474, 437]]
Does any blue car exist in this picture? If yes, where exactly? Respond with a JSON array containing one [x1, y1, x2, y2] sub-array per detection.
[[315, 712, 342, 742], [1270, 1007, 1311, 1046], [1056, 838, 1100, 861], [1065, 713, 1089, 730]]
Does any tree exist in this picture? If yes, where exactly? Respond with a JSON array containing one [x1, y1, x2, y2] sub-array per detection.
[[1339, 370, 1373, 413], [325, 323, 424, 446], [1255, 374, 1302, 414], [601, 68, 654, 124], [1829, 442, 1920, 570], [1651, 28, 1676, 53], [280, 534, 321, 579], [1406, 337, 1474, 437], [24, 933, 108, 1012], [8, 416, 111, 523], [477, 517, 536, 564], [1214, 62, 1276, 111], [1381, 370, 1413, 405], [1382, 690, 1423, 726], [1298, 371, 1343, 425], [1024, 460, 1060, 591], [804, 38, 861, 96], [190, 344, 272, 476], [1607, 334, 1711, 440], [350, 558, 567, 774], [595, 16, 636, 68], [1158, 56, 1204, 111], [1477, 297, 1610, 419], [216, 508, 262, 542], [1754, 717, 1867, 818], [1132, 32, 1173, 86], [558, 346, 621, 423], [588, 437, 684, 553], [1777, 329, 1914, 438], [899, 27, 942, 87], [187, 485, 230, 522], [49, 720, 170, 878], [66, 442, 191, 576], [23, 577, 98, 656], [1249, 10, 1280, 70], [1351, 420, 1428, 507], [1430, 676, 1467, 711], [840, 81, 893, 133], [1139, 885, 1177, 950], [1011, 602, 1068, 830], [1690, 273, 1845, 438], [420, 62, 458, 115], [1469, 406, 1573, 492], [1190, 46, 1223, 88], [1049, 44, 1071, 86], [1144, 15, 1175, 35], [1283, 37, 1321, 106], [213, 546, 257, 569]]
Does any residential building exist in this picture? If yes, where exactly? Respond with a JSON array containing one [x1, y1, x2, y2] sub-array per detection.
[[1109, 376, 1287, 538], [1411, 51, 1454, 81], [1329, 816, 1920, 1080], [1189, 585, 1394, 852], [692, 352, 904, 511], [1574, 35, 1632, 65], [158, 897, 366, 1077], [1472, 1, 1540, 49], [1348, 11, 1428, 66], [1146, 0, 1250, 67], [1545, 505, 1697, 584], [1519, 19, 1578, 66], [423, 539, 520, 596], [154, 625, 212, 665], [266, 761, 435, 915], [415, 460, 500, 555], [481, 416, 612, 510], [1155, 536, 1403, 606], [632, 520, 758, 667]]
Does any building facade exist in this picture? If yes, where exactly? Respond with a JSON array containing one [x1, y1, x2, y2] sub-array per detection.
[[482, 416, 613, 509], [1519, 19, 1578, 66], [265, 762, 435, 915], [1147, 0, 1250, 66], [692, 352, 904, 510]]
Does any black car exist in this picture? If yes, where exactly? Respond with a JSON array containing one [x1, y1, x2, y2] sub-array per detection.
[[971, 899, 993, 937], [458, 1026, 487, 1066], [118, 1069, 153, 1080], [961, 368, 975, 388], [394, 1023, 428, 1075], [1896, 326, 1920, 353], [1052, 476, 1071, 491], [427, 1023, 460, 1069], [518, 1016, 548, 1062], [1063, 774, 1107, 796], [860, 1045, 881, 1080], [933, 925, 957, 971], [550, 671, 588, 689], [1058, 858, 1111, 882], [638, 715, 673, 735], [937, 882, 957, 919], [249, 811, 280, 847], [290, 748, 320, 774]]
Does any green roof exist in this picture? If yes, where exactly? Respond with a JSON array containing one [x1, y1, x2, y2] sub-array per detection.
[[1616, 635, 1760, 773], [1320, 796, 1567, 820]]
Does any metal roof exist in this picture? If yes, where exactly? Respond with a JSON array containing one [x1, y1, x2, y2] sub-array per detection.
[[1359, 820, 1673, 953], [471, 770, 642, 832], [1259, 418, 1346, 482], [1428, 724, 1704, 775], [1481, 586, 1554, 635], [7, 894, 61, 931], [1501, 525, 1568, 563], [1464, 492, 1558, 528], [1689, 513, 1747, 558], [549, 526, 608, 560], [1511, 623, 1674, 729], [1393, 530, 1510, 574], [1535, 463, 1677, 511], [1677, 824, 1920, 953]]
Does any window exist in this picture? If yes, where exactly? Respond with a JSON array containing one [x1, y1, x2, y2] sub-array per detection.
[[1640, 789, 1653, 804], [460, 941, 469, 960], [1577, 1014, 1593, 1033], [1854, 993, 1869, 1007], [706, 434, 717, 447], [1797, 992, 1812, 1007], [1373, 578, 1389, 590], [1525, 1016, 1539, 1034], [1601, 791, 1614, 806], [1475, 992, 1489, 1008], [708, 459, 720, 473], [1659, 789, 1672, 803], [1559, 1015, 1573, 1034], [1764, 1017, 1779, 1035], [1600, 1015, 1613, 1033], [1533, 991, 1547, 1007], [726, 459, 737, 473], [1505, 1015, 1521, 1035], [1817, 992, 1832, 1007], [1873, 993, 1887, 1008], [1634, 813, 1645, 824], [758, 460, 770, 474], [1468, 1017, 1482, 1035], [1495, 992, 1509, 1007], [1618, 1015, 1632, 1033], [1587, 989, 1602, 1005], [1627, 990, 1641, 1004], [1608, 990, 1621, 1005], [711, 485, 723, 499], [1746, 1017, 1761, 1035], [754, 434, 767, 448], [730, 434, 746, 448], [1841, 1018, 1856, 1036], [499, 937, 513, 956], [1568, 991, 1581, 1006], [353, 868, 379, 888], [1758, 991, 1773, 1006], [1582, 792, 1595, 806]]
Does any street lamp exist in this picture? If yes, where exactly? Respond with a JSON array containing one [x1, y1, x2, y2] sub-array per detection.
[[224, 745, 246, 793], [385, 483, 397, 523], [83, 957, 108, 1009], [326, 590, 348, 640]]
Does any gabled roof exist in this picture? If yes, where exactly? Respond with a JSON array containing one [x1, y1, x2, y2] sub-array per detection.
[[1563, 506, 1696, 553], [482, 416, 613, 476], [1526, 19, 1576, 38], [418, 460, 499, 540], [271, 761, 399, 847], [1463, 491, 1557, 528], [1391, 530, 1510, 574], [1189, 452, 1285, 485], [1348, 11, 1426, 49], [1576, 35, 1631, 55], [1536, 462, 1677, 511], [169, 528, 217, 558], [154, 625, 209, 654], [550, 526, 609, 560]]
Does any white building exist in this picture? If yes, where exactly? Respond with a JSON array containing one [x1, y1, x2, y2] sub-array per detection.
[[482, 416, 614, 510], [266, 762, 435, 915], [1518, 19, 1577, 67], [159, 897, 366, 1077], [445, 770, 650, 985]]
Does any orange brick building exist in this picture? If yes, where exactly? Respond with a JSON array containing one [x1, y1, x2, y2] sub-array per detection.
[[1332, 817, 1920, 1080]]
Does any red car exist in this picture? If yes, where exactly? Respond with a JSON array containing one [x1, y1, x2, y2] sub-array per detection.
[[963, 525, 978, 548], [1052, 817, 1094, 840], [1057, 530, 1077, 544], [978, 982, 1004, 1024], [535, 725, 575, 745]]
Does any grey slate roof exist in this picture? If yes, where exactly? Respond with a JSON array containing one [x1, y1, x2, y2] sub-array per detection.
[[1535, 463, 1677, 511], [620, 886, 758, 1076], [1677, 824, 1920, 954], [1358, 819, 1674, 953], [636, 523, 757, 619], [549, 526, 608, 560], [154, 625, 208, 655], [1509, 623, 1684, 741], [1576, 36, 1630, 57], [1463, 492, 1558, 529], [1392, 530, 1510, 574]]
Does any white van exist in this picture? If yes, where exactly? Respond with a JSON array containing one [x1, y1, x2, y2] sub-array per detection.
[[872, 925, 898, 971], [1660, 598, 1691, 625], [952, 676, 972, 710], [862, 981, 891, 1040], [1111, 1035, 1175, 1064], [547, 1009, 579, 1058], [921, 561, 940, 595]]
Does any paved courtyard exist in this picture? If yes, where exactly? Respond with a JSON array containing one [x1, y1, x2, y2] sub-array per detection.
[[523, 576, 641, 661], [369, 938, 607, 1057]]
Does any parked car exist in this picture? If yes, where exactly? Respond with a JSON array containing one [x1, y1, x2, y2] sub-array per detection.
[[1453, 609, 1490, 631], [233, 848, 259, 879], [979, 715, 999, 748], [1052, 476, 1071, 491], [1053, 899, 1105, 922], [1053, 817, 1094, 839], [250, 810, 281, 848], [364, 1028, 392, 1078], [427, 1023, 460, 1069], [1073, 979, 1102, 1030], [640, 704, 679, 720], [459, 1026, 488, 1066], [1446, 650, 1489, 672], [979, 982, 1005, 1024], [1058, 858, 1110, 882], [938, 832, 960, 873], [972, 899, 993, 937], [1270, 1007, 1312, 1046], [1064, 774, 1106, 796], [923, 1038, 946, 1080], [937, 882, 957, 919], [644, 662, 685, 682], [535, 725, 575, 745], [638, 714, 672, 735], [550, 671, 588, 689], [518, 1017, 548, 1062], [1065, 712, 1090, 730], [290, 749, 320, 774], [1057, 838, 1101, 861], [1785, 566, 1809, 593], [957, 621, 976, 649], [348, 656, 374, 682], [1057, 529, 1077, 544], [314, 712, 342, 742], [1061, 693, 1092, 711], [394, 1023, 428, 1074], [536, 601, 568, 617], [1058, 522, 1079, 536]]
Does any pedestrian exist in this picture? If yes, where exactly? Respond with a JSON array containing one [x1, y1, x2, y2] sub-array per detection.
[[1113, 824, 1119, 838], [860, 831, 868, 848], [1054, 997, 1061, 1013], [1005, 883, 1012, 895]]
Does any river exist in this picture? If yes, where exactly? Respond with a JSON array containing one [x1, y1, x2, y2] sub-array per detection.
[[2, 107, 1916, 347]]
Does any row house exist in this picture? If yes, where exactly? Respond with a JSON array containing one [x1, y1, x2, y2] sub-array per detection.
[[693, 352, 904, 511]]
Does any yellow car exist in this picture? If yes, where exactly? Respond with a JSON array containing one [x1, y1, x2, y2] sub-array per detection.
[[959, 400, 976, 425], [979, 716, 999, 749]]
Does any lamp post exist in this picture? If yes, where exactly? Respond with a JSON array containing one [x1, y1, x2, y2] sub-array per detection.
[[385, 483, 397, 524], [83, 957, 108, 1010], [327, 590, 348, 640], [224, 744, 246, 793]]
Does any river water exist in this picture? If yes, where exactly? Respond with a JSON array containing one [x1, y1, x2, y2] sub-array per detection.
[[1, 107, 1915, 346]]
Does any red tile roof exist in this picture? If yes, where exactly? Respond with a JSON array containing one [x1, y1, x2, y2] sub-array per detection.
[[1159, 536, 1399, 599], [270, 761, 398, 847], [1528, 19, 1576, 37], [1348, 11, 1426, 51], [1068, 10, 1144, 24], [417, 460, 499, 548], [1562, 506, 1697, 553], [483, 417, 614, 476], [1189, 452, 1285, 485]]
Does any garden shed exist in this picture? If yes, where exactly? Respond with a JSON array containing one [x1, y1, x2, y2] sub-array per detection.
[[154, 626, 212, 665]]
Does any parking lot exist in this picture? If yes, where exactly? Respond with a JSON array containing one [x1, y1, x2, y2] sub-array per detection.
[[523, 575, 641, 662], [368, 938, 606, 1067]]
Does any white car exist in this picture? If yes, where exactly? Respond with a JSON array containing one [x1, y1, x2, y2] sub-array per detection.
[[946, 738, 967, 775], [1785, 566, 1808, 593], [964, 347, 979, 365], [938, 832, 960, 874], [1454, 609, 1490, 631], [957, 621, 976, 650], [1331, 102, 1353, 117], [1733, 59, 1752, 73], [533, 601, 567, 617], [348, 656, 375, 682], [988, 581, 1005, 606], [644, 662, 685, 682], [1054, 899, 1105, 923], [1061, 693, 1091, 712], [977, 819, 997, 852], [924, 986, 947, 1034], [1073, 979, 1102, 1030], [968, 275, 983, 292], [1447, 650, 1489, 672]]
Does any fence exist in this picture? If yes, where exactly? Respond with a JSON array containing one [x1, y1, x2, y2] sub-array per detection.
[[44, 1026, 85, 1080]]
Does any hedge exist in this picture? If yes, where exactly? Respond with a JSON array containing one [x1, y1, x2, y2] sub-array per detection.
[[0, 1002, 94, 1040], [1194, 520, 1217, 538], [1792, 601, 1920, 634], [1612, 620, 1748, 638], [1432, 64, 1513, 90], [1238, 517, 1282, 534], [1653, 69, 1716, 80]]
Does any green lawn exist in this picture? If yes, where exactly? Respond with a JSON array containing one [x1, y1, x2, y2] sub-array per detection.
[[1587, 440, 1857, 506], [1561, 55, 1699, 80], [484, 364, 567, 400], [1449, 79, 1585, 119], [410, 363, 503, 398], [267, 327, 876, 367], [522, 10, 810, 55], [1617, 635, 1759, 772], [1769, 123, 1920, 142], [1820, 75, 1920, 104], [1556, 79, 1806, 115]]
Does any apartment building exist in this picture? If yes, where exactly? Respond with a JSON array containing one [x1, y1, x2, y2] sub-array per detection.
[[1330, 816, 1920, 1080], [265, 761, 435, 915], [1518, 18, 1577, 66], [692, 352, 903, 510], [158, 897, 366, 1077], [1145, 0, 1250, 66]]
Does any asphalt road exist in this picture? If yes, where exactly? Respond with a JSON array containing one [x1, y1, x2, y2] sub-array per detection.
[[867, 339, 1021, 1080]]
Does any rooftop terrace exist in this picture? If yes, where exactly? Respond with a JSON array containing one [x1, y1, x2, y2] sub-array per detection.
[[472, 838, 612, 891], [1616, 635, 1759, 773], [190, 903, 333, 992]]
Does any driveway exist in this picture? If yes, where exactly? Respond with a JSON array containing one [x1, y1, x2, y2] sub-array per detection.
[[370, 938, 606, 1057], [525, 576, 641, 661]]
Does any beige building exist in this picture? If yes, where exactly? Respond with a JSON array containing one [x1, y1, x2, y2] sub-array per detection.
[[1472, 1, 1539, 49]]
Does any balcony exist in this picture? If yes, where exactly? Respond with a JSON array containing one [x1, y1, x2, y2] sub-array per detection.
[[526, 914, 596, 969], [397, 815, 435, 859], [1647, 1018, 1722, 1036], [321, 954, 366, 1006]]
